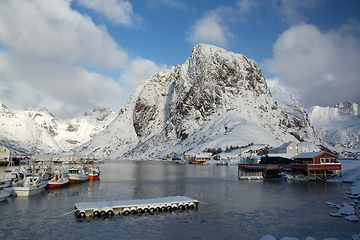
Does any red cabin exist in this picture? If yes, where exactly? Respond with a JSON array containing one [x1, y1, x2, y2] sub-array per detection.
[[291, 151, 341, 180]]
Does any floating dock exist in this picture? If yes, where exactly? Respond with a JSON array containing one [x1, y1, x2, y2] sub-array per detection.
[[74, 196, 199, 218]]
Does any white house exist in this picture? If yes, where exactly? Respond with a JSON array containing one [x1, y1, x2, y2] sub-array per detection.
[[0, 146, 10, 161], [268, 141, 302, 156]]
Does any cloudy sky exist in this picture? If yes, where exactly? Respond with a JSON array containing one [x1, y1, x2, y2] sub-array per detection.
[[0, 0, 359, 118]]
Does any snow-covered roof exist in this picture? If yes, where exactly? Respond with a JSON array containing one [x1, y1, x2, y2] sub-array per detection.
[[195, 154, 211, 158], [184, 152, 200, 156], [265, 153, 294, 159], [279, 141, 294, 148], [293, 152, 324, 159], [270, 141, 295, 151]]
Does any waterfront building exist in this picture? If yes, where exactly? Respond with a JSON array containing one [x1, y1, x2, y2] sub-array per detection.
[[268, 141, 302, 156], [291, 151, 341, 180], [0, 146, 10, 161]]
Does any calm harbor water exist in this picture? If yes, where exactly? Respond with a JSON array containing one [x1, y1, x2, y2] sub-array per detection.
[[0, 160, 358, 240]]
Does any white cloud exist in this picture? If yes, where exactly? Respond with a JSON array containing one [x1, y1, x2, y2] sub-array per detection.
[[120, 58, 167, 87], [0, 0, 130, 117], [186, 11, 230, 48], [77, 0, 142, 27], [0, 0, 128, 68], [263, 21, 360, 107], [0, 51, 124, 117]]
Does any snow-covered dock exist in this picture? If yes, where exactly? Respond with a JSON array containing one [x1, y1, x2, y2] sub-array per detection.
[[74, 196, 199, 218]]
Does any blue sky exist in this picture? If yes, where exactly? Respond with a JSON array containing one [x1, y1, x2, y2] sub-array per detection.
[[0, 0, 359, 118]]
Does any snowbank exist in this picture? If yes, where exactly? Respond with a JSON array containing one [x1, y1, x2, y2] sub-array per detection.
[[329, 160, 360, 183]]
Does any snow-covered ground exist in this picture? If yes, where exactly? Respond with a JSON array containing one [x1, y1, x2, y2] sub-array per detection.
[[330, 160, 360, 183]]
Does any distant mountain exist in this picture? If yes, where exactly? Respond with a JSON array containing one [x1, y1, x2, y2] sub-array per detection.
[[0, 104, 116, 155], [307, 101, 360, 153], [76, 44, 325, 159]]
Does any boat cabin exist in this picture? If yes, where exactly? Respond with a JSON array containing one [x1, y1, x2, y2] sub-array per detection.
[[68, 168, 80, 174]]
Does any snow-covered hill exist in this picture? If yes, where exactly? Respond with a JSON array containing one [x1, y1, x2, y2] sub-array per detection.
[[307, 101, 360, 153], [0, 104, 116, 155], [76, 44, 325, 159]]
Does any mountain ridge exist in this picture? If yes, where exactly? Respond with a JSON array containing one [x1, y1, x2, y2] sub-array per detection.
[[307, 101, 359, 152], [0, 103, 116, 155]]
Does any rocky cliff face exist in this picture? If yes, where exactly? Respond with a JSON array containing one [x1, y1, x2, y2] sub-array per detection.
[[78, 44, 323, 159]]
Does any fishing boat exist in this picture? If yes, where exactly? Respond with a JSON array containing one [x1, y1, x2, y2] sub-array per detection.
[[0, 179, 12, 189], [68, 165, 89, 183], [88, 165, 100, 181], [46, 170, 69, 189], [0, 188, 12, 202], [0, 180, 13, 202], [12, 176, 47, 197]]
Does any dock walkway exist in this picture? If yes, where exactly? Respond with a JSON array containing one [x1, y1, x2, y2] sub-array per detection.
[[75, 196, 199, 217]]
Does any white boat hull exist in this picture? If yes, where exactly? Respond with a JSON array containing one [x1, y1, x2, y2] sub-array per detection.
[[13, 183, 47, 197], [46, 178, 69, 189], [0, 189, 12, 201], [68, 174, 89, 183]]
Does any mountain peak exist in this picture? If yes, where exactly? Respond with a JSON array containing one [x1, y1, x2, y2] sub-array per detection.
[[336, 101, 358, 116], [24, 105, 34, 111], [191, 43, 246, 61], [77, 44, 323, 159], [0, 103, 7, 109]]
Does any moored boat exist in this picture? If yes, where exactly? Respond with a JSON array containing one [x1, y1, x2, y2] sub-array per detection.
[[0, 180, 13, 202], [68, 165, 89, 183], [0, 188, 12, 202], [46, 170, 69, 189], [88, 165, 100, 181], [0, 179, 12, 189], [12, 176, 47, 197]]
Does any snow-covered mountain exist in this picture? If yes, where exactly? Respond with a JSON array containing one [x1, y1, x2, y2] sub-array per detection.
[[76, 44, 325, 159], [307, 101, 360, 153], [0, 104, 116, 155], [2, 44, 357, 158]]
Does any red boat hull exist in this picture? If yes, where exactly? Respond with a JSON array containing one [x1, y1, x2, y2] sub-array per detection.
[[89, 174, 100, 181], [46, 182, 69, 189]]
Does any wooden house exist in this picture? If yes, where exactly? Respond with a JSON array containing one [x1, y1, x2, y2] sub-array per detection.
[[291, 151, 341, 180], [0, 146, 10, 161], [195, 154, 211, 164], [268, 141, 301, 156]]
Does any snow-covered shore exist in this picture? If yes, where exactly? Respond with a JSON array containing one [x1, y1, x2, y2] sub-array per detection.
[[261, 160, 360, 240], [329, 160, 360, 183]]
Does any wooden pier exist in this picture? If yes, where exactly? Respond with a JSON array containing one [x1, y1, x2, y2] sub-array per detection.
[[74, 196, 199, 218], [238, 163, 290, 180]]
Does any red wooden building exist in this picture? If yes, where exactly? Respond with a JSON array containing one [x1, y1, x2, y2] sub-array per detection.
[[291, 151, 341, 180]]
